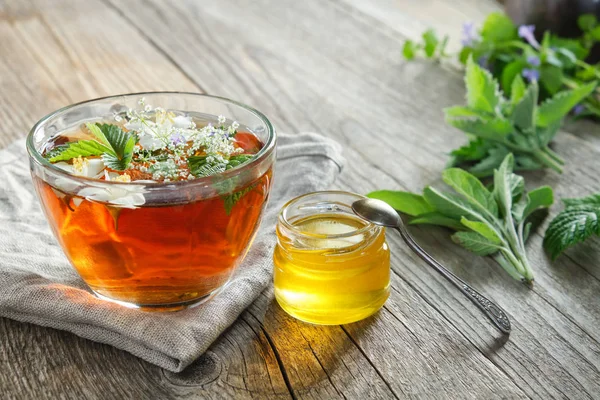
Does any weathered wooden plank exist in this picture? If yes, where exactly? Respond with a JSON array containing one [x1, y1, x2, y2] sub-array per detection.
[[106, 0, 600, 399]]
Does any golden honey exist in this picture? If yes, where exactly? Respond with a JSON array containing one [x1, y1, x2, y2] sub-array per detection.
[[274, 192, 390, 325]]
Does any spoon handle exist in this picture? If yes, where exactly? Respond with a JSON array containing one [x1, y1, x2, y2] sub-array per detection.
[[394, 226, 511, 334]]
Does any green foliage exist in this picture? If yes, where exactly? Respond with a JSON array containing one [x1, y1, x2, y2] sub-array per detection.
[[226, 154, 255, 170], [49, 123, 136, 171], [465, 57, 502, 114], [223, 185, 256, 215], [401, 12, 600, 120], [48, 141, 107, 162], [367, 190, 433, 216], [446, 60, 594, 176], [544, 194, 600, 259], [401, 30, 449, 61], [189, 153, 254, 177], [368, 154, 552, 284], [187, 155, 226, 177], [480, 13, 517, 42], [88, 123, 137, 171]]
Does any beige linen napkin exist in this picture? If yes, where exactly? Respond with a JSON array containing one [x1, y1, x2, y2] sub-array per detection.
[[0, 132, 344, 372]]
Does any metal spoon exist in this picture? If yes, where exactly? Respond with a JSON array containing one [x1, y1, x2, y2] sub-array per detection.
[[352, 198, 511, 334]]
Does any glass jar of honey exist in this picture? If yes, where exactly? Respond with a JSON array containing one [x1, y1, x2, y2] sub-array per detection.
[[274, 191, 390, 325]]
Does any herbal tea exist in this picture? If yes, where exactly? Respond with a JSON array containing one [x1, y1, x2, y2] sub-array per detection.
[[33, 98, 273, 309]]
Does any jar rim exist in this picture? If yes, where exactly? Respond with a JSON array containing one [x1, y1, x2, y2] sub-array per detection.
[[278, 190, 380, 239], [25, 91, 276, 188]]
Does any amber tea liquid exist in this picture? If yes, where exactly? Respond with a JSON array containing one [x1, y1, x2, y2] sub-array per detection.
[[34, 131, 271, 310]]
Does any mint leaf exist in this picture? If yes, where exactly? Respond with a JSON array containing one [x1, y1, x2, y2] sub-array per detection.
[[501, 60, 525, 96], [537, 82, 597, 127], [226, 154, 254, 170], [409, 212, 465, 230], [563, 194, 600, 207], [451, 231, 503, 256], [422, 29, 439, 58], [480, 12, 517, 42], [367, 190, 433, 216], [549, 36, 589, 60], [442, 168, 498, 218], [188, 155, 226, 177], [540, 65, 564, 95], [578, 14, 597, 31], [402, 40, 417, 60], [86, 123, 136, 171], [465, 57, 502, 114], [444, 106, 484, 119], [544, 204, 600, 260], [445, 116, 513, 140], [223, 185, 256, 215], [510, 75, 527, 105], [48, 140, 109, 162], [511, 80, 538, 131], [468, 147, 510, 177]]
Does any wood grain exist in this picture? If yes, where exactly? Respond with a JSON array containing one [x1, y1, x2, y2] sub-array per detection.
[[1, 0, 599, 398]]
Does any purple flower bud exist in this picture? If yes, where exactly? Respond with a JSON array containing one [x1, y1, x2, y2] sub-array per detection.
[[526, 55, 541, 67], [573, 104, 586, 115], [522, 68, 540, 82], [170, 132, 186, 146], [518, 25, 540, 49], [461, 22, 479, 47], [478, 55, 490, 71]]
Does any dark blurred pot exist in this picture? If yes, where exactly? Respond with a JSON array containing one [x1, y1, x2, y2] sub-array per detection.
[[503, 0, 600, 60]]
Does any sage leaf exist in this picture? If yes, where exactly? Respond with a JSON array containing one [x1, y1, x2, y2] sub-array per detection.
[[409, 212, 465, 231], [512, 186, 554, 222], [442, 168, 498, 217], [367, 190, 433, 216], [451, 231, 503, 256], [459, 217, 502, 243]]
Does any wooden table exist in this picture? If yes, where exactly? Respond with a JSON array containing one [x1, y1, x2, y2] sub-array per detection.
[[1, 0, 599, 398]]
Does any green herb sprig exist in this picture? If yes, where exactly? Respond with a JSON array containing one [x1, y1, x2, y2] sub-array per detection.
[[47, 123, 136, 171], [544, 193, 600, 259], [369, 154, 553, 285], [446, 57, 595, 176], [403, 12, 600, 119]]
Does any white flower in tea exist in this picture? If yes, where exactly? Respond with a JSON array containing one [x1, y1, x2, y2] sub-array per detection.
[[42, 97, 257, 188], [77, 171, 146, 208]]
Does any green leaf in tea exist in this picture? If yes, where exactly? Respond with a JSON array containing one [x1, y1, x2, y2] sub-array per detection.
[[48, 141, 108, 162], [223, 185, 256, 215], [86, 123, 137, 171]]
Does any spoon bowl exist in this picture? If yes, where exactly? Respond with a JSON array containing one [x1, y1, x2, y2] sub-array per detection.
[[352, 198, 401, 228]]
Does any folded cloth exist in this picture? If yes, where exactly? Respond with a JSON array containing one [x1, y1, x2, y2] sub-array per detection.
[[0, 132, 344, 372]]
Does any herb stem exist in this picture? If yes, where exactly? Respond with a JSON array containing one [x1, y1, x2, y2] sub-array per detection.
[[533, 149, 564, 173]]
